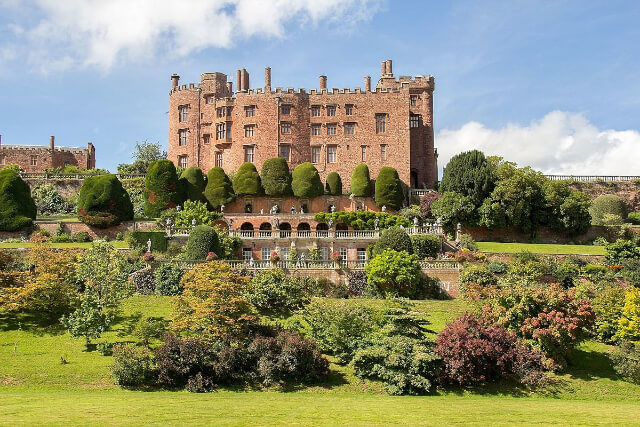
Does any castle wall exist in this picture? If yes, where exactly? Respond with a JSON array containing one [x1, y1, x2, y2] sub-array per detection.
[[0, 139, 95, 172]]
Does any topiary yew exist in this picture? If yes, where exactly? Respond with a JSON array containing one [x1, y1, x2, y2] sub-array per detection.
[[375, 167, 404, 210], [0, 168, 36, 231], [233, 162, 263, 196], [351, 163, 371, 196], [179, 167, 206, 202], [589, 194, 628, 225], [77, 174, 134, 228], [144, 160, 185, 217], [184, 225, 220, 260], [371, 227, 413, 256], [291, 162, 324, 198], [204, 167, 235, 209], [261, 157, 292, 196], [325, 172, 342, 195]]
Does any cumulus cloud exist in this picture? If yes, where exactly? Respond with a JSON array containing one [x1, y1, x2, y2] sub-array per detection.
[[1, 0, 377, 72], [436, 111, 640, 176]]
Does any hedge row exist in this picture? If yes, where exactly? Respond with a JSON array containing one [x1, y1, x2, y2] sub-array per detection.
[[126, 230, 168, 252]]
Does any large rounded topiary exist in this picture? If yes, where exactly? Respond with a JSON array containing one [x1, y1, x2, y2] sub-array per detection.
[[589, 194, 628, 225], [292, 162, 324, 198], [375, 167, 404, 210], [144, 160, 185, 217], [440, 150, 495, 206], [351, 163, 371, 197], [233, 162, 263, 196], [371, 227, 413, 257], [261, 157, 292, 196], [325, 172, 342, 196], [179, 167, 206, 202], [185, 225, 220, 260], [77, 174, 134, 228], [204, 167, 235, 209], [0, 168, 36, 231]]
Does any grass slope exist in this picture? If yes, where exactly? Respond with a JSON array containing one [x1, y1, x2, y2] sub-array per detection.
[[1, 295, 639, 424], [477, 241, 605, 255]]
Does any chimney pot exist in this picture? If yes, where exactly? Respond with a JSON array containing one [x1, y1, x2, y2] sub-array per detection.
[[319, 75, 327, 90], [50, 135, 55, 150], [242, 68, 250, 91], [381, 61, 386, 77], [171, 74, 180, 90], [236, 70, 242, 91], [364, 76, 371, 92], [386, 59, 393, 76], [264, 67, 271, 92]]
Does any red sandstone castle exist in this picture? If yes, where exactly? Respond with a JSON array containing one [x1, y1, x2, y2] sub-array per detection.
[[0, 135, 95, 172], [168, 60, 437, 189]]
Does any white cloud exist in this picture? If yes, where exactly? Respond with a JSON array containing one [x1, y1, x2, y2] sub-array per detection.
[[436, 111, 640, 176], [2, 0, 378, 72]]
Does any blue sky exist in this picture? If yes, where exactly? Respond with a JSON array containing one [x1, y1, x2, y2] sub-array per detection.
[[1, 0, 639, 174]]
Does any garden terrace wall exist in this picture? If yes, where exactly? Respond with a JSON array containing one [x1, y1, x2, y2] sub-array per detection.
[[0, 220, 157, 240], [222, 195, 381, 215], [462, 225, 640, 244], [568, 180, 640, 211]]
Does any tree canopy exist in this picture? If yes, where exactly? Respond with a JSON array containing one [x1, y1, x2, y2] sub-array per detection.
[[292, 162, 324, 197], [374, 167, 404, 210], [204, 167, 235, 209], [0, 168, 36, 231], [351, 163, 371, 197], [440, 150, 495, 207], [261, 158, 292, 196], [233, 162, 264, 196]]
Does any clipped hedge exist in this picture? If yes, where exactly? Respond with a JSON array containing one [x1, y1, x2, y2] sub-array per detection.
[[184, 225, 220, 260], [589, 194, 628, 225], [292, 162, 324, 198], [77, 174, 134, 228], [410, 235, 441, 259], [179, 167, 206, 202], [314, 211, 411, 230], [144, 160, 185, 217], [261, 157, 292, 196], [351, 163, 371, 197], [204, 167, 235, 209], [325, 172, 342, 196], [126, 230, 168, 252], [233, 162, 263, 196], [371, 227, 413, 257], [0, 168, 36, 231], [375, 167, 404, 210]]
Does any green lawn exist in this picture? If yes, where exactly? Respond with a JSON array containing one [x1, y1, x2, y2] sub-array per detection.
[[477, 241, 606, 255], [0, 241, 129, 249], [1, 295, 639, 425]]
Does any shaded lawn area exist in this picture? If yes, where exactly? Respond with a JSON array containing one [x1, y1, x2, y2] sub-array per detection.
[[477, 241, 605, 255], [0, 241, 129, 249]]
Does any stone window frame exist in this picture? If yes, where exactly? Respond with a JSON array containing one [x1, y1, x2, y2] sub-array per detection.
[[357, 248, 367, 261], [216, 152, 223, 167], [178, 104, 189, 122], [226, 106, 233, 116], [178, 155, 188, 169], [280, 122, 291, 134], [281, 104, 291, 115], [30, 155, 37, 167], [178, 129, 188, 146], [311, 146, 321, 164], [216, 107, 226, 118], [344, 122, 355, 135], [261, 247, 272, 260], [375, 113, 387, 134], [311, 124, 321, 136], [410, 95, 418, 106], [381, 144, 387, 161], [279, 144, 291, 162], [216, 123, 226, 140], [327, 145, 337, 163], [311, 105, 321, 117], [326, 123, 337, 135], [345, 104, 354, 115], [242, 248, 252, 260], [410, 114, 420, 128], [244, 124, 255, 137], [338, 247, 347, 261], [244, 145, 255, 163], [245, 105, 256, 117], [361, 145, 367, 162], [203, 133, 211, 144], [205, 95, 215, 104], [326, 105, 336, 117]]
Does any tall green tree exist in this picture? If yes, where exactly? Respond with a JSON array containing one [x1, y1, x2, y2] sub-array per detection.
[[260, 158, 292, 196], [179, 167, 206, 202], [351, 163, 371, 197], [326, 172, 342, 195], [0, 168, 36, 231], [440, 150, 495, 207], [204, 167, 235, 209], [117, 141, 167, 175], [233, 162, 263, 196], [292, 162, 324, 197], [77, 174, 134, 227], [544, 180, 591, 234], [144, 159, 185, 217], [375, 167, 404, 210]]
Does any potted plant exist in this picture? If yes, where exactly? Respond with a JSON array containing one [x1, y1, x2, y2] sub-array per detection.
[[270, 251, 281, 265], [330, 251, 343, 268], [206, 251, 218, 262]]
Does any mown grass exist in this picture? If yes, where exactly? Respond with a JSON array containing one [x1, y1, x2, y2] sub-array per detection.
[[477, 241, 606, 255], [1, 295, 639, 425], [0, 241, 129, 249]]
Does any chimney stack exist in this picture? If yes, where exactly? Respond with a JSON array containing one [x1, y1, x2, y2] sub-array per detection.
[[242, 68, 250, 91], [236, 69, 243, 91], [50, 135, 55, 151], [364, 76, 371, 92], [385, 59, 393, 76], [264, 67, 271, 92], [226, 81, 233, 95], [171, 74, 180, 90], [381, 61, 386, 77], [319, 75, 327, 90]]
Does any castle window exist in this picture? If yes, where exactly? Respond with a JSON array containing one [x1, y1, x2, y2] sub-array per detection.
[[327, 146, 337, 163], [312, 146, 321, 163], [345, 104, 353, 115], [281, 104, 291, 115], [279, 145, 291, 161], [327, 105, 336, 116], [30, 155, 37, 167], [410, 95, 418, 106], [245, 105, 255, 117], [361, 146, 367, 162], [327, 123, 337, 135], [281, 122, 291, 134], [203, 134, 211, 144], [244, 125, 255, 137], [216, 152, 223, 167], [381, 144, 387, 161], [261, 247, 272, 261], [179, 129, 188, 146], [243, 248, 252, 260], [375, 113, 387, 133], [216, 107, 226, 118], [178, 105, 189, 122], [206, 96, 214, 104], [178, 155, 188, 168], [311, 105, 321, 117], [338, 247, 347, 261], [344, 122, 355, 135], [357, 248, 367, 262], [311, 124, 321, 136], [216, 123, 226, 140], [410, 114, 420, 128], [244, 146, 254, 163], [226, 106, 233, 116], [226, 122, 232, 139]]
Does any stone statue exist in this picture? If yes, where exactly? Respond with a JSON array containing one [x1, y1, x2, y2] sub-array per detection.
[[176, 205, 181, 212], [374, 218, 379, 229], [220, 204, 225, 213], [274, 217, 280, 229], [228, 218, 234, 229], [300, 206, 305, 214], [291, 206, 296, 215], [260, 208, 264, 215], [191, 218, 197, 227], [381, 205, 386, 212], [329, 204, 336, 213], [413, 217, 419, 227], [328, 219, 334, 228], [146, 238, 152, 253]]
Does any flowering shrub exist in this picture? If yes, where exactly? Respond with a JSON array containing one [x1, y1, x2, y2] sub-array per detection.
[[419, 191, 441, 218], [330, 251, 342, 263], [130, 268, 156, 295], [111, 344, 154, 387], [247, 269, 309, 313], [436, 313, 546, 386], [206, 252, 218, 261], [365, 250, 421, 298], [142, 252, 155, 263], [175, 200, 222, 227], [617, 288, 640, 342], [270, 251, 280, 263]]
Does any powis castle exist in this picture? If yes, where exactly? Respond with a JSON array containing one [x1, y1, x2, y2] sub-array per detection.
[[168, 60, 437, 189]]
